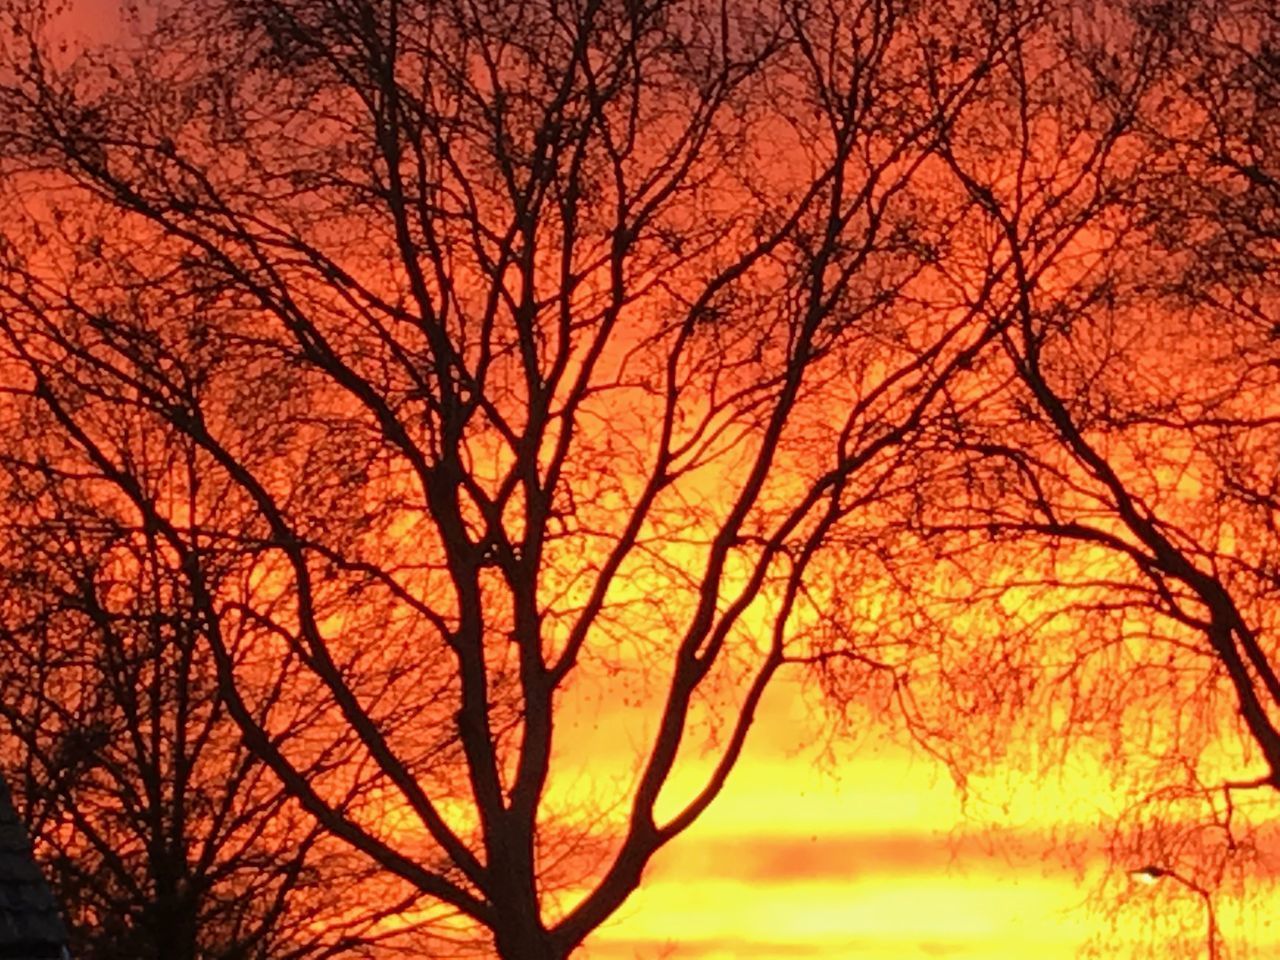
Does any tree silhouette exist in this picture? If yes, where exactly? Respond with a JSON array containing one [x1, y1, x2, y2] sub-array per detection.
[[0, 410, 465, 958], [942, 0, 1280, 810], [0, 0, 1048, 954], [867, 3, 1280, 951]]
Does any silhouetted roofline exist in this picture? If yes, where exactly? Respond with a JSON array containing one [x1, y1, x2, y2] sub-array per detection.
[[0, 775, 68, 960]]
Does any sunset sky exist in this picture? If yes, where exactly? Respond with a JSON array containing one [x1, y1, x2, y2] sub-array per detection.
[[7, 1, 1280, 959]]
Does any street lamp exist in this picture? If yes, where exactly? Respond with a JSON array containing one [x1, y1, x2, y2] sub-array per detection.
[[1129, 866, 1168, 886], [1128, 865, 1219, 960]]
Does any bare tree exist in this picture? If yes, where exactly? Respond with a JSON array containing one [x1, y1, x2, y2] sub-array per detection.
[[0, 412, 465, 959], [801, 0, 1186, 776], [853, 2, 1280, 953], [945, 0, 1280, 808], [0, 0, 1051, 955]]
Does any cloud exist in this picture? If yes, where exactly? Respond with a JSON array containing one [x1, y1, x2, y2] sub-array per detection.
[[640, 827, 1095, 886], [583, 934, 938, 959]]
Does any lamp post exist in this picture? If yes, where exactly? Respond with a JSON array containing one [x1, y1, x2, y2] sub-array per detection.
[[1128, 865, 1219, 960]]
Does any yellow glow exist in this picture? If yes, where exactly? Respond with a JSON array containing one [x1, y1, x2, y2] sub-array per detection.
[[571, 675, 1280, 958]]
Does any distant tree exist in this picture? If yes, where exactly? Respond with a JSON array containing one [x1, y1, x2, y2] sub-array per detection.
[[0, 0, 1058, 955], [0, 422, 461, 959], [944, 0, 1280, 812], [851, 2, 1280, 954]]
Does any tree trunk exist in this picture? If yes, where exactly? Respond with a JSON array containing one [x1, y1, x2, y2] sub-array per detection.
[[494, 928, 565, 960]]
